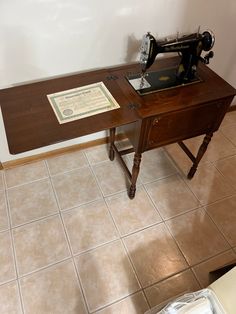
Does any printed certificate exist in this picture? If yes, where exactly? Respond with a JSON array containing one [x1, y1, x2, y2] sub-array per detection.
[[47, 81, 120, 124]]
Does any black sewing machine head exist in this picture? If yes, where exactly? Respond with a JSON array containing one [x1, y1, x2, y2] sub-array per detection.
[[127, 30, 215, 95]]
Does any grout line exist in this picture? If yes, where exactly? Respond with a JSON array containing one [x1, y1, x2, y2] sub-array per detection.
[[163, 219, 191, 268], [90, 290, 149, 314], [190, 247, 236, 289], [114, 229, 150, 307], [180, 166, 236, 207], [189, 267, 203, 289], [6, 212, 60, 230], [0, 188, 11, 234], [103, 196, 151, 309], [201, 192, 236, 208], [2, 172, 25, 314], [163, 208, 233, 270], [177, 173, 201, 205], [143, 267, 194, 292], [211, 163, 236, 190], [47, 163, 91, 178], [214, 161, 236, 190], [220, 128, 236, 148], [49, 166, 103, 211], [57, 196, 103, 213], [143, 176, 202, 223], [162, 205, 204, 223], [44, 161, 90, 314], [87, 151, 121, 199], [5, 175, 50, 190], [142, 184, 165, 221], [203, 206, 233, 249], [83, 152, 108, 199], [72, 238, 120, 258], [14, 256, 72, 281]]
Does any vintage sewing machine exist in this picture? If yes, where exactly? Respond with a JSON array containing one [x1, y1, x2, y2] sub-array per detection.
[[127, 30, 215, 95]]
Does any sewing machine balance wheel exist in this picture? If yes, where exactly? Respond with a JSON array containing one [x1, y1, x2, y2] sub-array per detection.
[[202, 30, 215, 51]]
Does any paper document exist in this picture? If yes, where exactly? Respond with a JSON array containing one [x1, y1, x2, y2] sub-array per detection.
[[47, 81, 120, 124]]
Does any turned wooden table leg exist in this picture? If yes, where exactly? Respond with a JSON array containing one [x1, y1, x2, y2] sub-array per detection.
[[129, 153, 142, 199], [109, 128, 116, 161], [188, 132, 213, 179]]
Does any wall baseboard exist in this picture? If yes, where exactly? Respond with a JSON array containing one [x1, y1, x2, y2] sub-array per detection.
[[2, 133, 126, 170]]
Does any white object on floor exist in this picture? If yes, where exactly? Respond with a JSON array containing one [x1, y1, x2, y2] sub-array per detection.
[[145, 289, 226, 314], [209, 266, 236, 314], [173, 297, 213, 314]]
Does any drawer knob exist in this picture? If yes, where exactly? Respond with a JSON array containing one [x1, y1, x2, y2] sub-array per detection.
[[153, 118, 160, 126]]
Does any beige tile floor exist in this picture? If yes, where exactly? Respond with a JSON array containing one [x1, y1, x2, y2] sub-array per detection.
[[1, 111, 236, 313]]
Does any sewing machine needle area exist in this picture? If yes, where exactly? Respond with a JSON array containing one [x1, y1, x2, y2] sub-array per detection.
[[127, 67, 201, 95]]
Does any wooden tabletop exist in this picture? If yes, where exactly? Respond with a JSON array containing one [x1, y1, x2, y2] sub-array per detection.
[[0, 57, 235, 154]]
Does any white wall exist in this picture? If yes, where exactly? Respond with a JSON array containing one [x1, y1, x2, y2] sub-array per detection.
[[0, 0, 236, 162]]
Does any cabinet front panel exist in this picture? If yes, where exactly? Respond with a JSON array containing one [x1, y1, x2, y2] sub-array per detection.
[[144, 101, 227, 150]]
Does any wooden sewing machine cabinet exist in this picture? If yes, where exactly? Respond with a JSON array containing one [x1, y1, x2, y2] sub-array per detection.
[[108, 57, 236, 198], [0, 57, 235, 199]]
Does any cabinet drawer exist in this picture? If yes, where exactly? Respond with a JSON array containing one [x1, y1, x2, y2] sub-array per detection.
[[145, 101, 224, 150]]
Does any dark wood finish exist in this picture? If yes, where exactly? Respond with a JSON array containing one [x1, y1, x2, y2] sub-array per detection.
[[109, 57, 236, 197], [0, 69, 139, 154], [0, 57, 235, 198], [109, 128, 116, 161], [187, 132, 213, 179], [129, 153, 142, 199]]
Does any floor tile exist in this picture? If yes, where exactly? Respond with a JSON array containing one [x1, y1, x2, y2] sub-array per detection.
[[220, 110, 236, 127], [205, 195, 236, 247], [0, 171, 4, 190], [0, 281, 22, 314], [145, 174, 199, 220], [183, 164, 235, 205], [165, 144, 196, 175], [221, 123, 236, 146], [62, 200, 118, 254], [215, 155, 236, 189], [123, 223, 188, 288], [106, 187, 161, 236], [0, 231, 16, 284], [183, 132, 236, 163], [202, 131, 236, 162], [46, 150, 88, 175], [92, 159, 131, 196], [116, 138, 134, 159], [52, 167, 102, 210], [5, 161, 48, 188], [144, 269, 200, 308], [96, 292, 149, 314], [116, 138, 133, 151], [3, 135, 236, 312], [192, 249, 236, 287], [134, 149, 177, 184], [166, 208, 229, 266], [8, 179, 58, 227], [166, 131, 236, 174], [13, 215, 70, 276], [84, 143, 110, 165], [75, 241, 140, 312], [0, 190, 9, 231], [20, 260, 87, 314]]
